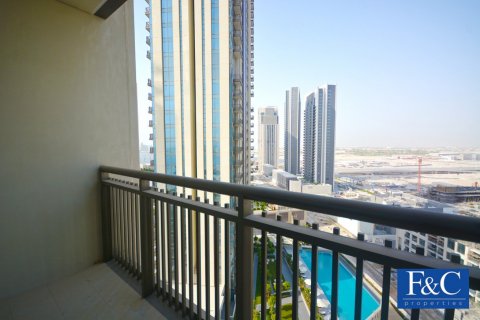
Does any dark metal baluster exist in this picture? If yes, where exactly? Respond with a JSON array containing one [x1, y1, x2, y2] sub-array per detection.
[[235, 197, 254, 320], [130, 189, 135, 275], [155, 199, 161, 294], [160, 190, 167, 298], [173, 192, 179, 308], [410, 246, 425, 320], [109, 186, 115, 260], [196, 197, 202, 318], [123, 189, 128, 267], [261, 212, 267, 320], [224, 204, 231, 320], [112, 187, 118, 260], [139, 180, 154, 297], [167, 197, 173, 303], [380, 239, 393, 320], [125, 191, 132, 273], [213, 201, 220, 320], [136, 193, 141, 278], [331, 227, 340, 320], [120, 188, 125, 265], [354, 233, 365, 320], [310, 223, 319, 320], [101, 175, 112, 262], [205, 199, 210, 319], [116, 188, 121, 263], [292, 219, 299, 320], [188, 196, 194, 319], [276, 216, 282, 320], [181, 194, 187, 315], [444, 253, 461, 320]]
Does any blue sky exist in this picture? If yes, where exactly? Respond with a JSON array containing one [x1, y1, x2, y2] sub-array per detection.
[[134, 0, 480, 148]]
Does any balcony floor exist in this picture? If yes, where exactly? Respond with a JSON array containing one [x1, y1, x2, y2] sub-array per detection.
[[0, 263, 179, 320]]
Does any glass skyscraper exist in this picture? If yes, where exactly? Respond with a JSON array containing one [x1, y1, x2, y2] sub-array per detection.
[[147, 0, 254, 195], [303, 85, 336, 186], [284, 87, 301, 175]]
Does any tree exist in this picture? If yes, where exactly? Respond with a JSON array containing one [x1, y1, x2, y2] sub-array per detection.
[[267, 295, 276, 319], [282, 280, 291, 291], [253, 201, 268, 211]]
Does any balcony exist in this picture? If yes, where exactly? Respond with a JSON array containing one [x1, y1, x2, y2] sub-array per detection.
[[96, 166, 480, 320], [2, 2, 480, 320]]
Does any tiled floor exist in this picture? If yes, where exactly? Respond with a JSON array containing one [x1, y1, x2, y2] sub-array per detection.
[[0, 263, 175, 320]]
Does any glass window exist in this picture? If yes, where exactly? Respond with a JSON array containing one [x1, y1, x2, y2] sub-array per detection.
[[457, 243, 465, 254]]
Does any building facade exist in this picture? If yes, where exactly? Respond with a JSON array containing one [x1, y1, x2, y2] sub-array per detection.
[[258, 107, 279, 172], [147, 0, 254, 198], [397, 229, 480, 303], [284, 87, 301, 175], [303, 85, 336, 186]]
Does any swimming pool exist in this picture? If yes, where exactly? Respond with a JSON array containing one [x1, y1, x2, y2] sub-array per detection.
[[300, 248, 380, 320]]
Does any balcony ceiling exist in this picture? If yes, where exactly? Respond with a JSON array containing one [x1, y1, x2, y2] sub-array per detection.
[[57, 0, 127, 18]]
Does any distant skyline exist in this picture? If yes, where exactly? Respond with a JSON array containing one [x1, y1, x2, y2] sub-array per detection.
[[135, 0, 480, 148], [252, 0, 480, 148]]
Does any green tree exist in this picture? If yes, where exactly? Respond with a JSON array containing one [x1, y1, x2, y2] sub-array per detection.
[[267, 295, 276, 319], [253, 201, 268, 211]]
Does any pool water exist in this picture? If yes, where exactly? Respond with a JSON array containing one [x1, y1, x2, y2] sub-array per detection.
[[300, 248, 380, 320]]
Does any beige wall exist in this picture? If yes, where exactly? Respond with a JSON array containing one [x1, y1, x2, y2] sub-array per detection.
[[0, 0, 139, 298]]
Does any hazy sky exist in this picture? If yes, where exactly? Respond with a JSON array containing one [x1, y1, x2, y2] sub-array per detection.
[[134, 0, 480, 148]]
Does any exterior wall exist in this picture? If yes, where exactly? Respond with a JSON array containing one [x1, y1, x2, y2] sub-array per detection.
[[284, 87, 301, 175], [258, 107, 279, 171], [0, 0, 139, 298], [272, 169, 297, 189]]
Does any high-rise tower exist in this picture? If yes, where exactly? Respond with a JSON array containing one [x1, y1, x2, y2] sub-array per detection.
[[284, 87, 301, 175], [303, 85, 336, 186], [146, 0, 254, 197], [258, 107, 279, 172]]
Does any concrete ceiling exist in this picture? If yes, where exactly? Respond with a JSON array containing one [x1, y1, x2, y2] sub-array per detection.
[[57, 0, 107, 15]]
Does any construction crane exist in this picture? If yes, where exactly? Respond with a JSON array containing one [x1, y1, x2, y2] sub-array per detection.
[[417, 157, 422, 194]]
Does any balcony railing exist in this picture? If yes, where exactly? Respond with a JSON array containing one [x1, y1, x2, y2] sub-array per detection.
[[99, 166, 480, 320]]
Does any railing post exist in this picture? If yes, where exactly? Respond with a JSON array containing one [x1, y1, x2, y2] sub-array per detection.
[[444, 253, 461, 320], [100, 171, 112, 262], [140, 179, 154, 298], [236, 195, 253, 320], [410, 246, 425, 320]]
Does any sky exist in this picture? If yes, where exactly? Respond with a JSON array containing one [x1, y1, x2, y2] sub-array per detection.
[[134, 0, 480, 148]]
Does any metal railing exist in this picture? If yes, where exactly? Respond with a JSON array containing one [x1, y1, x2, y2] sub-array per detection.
[[100, 166, 480, 320]]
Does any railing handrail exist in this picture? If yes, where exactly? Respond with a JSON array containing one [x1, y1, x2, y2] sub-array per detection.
[[100, 165, 480, 244]]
